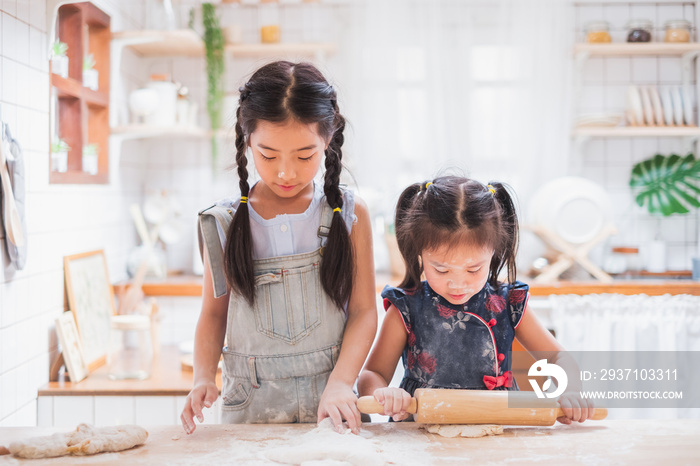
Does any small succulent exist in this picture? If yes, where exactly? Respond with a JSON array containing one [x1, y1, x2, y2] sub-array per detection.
[[82, 143, 98, 156], [83, 54, 96, 71], [51, 138, 70, 153], [51, 40, 68, 57]]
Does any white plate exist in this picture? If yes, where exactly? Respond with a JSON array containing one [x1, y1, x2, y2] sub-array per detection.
[[639, 87, 655, 125], [682, 86, 694, 125], [648, 87, 664, 126], [672, 86, 684, 126], [528, 177, 613, 245], [626, 85, 644, 126], [660, 87, 675, 126]]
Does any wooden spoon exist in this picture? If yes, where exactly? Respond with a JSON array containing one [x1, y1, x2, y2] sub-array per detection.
[[0, 139, 24, 247]]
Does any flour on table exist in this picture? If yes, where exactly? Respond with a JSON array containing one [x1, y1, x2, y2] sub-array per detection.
[[265, 418, 385, 466], [8, 424, 148, 459], [422, 424, 503, 438]]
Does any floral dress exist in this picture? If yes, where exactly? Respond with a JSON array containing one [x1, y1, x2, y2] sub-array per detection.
[[381, 280, 529, 396]]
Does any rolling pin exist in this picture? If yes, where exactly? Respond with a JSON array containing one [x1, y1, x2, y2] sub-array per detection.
[[357, 389, 608, 426]]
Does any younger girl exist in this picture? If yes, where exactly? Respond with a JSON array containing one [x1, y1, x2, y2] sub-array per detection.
[[181, 61, 377, 435], [358, 176, 594, 424]]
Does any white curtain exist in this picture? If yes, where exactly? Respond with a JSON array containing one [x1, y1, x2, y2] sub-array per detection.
[[337, 0, 574, 216], [549, 293, 700, 419]]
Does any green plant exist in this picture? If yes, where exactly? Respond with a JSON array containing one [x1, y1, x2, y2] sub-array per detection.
[[51, 138, 70, 153], [82, 143, 98, 156], [202, 3, 225, 170], [83, 54, 96, 71], [51, 40, 68, 57], [629, 153, 700, 216]]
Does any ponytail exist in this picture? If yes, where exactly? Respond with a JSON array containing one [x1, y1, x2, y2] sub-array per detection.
[[395, 183, 423, 290], [321, 110, 354, 309], [487, 181, 519, 286], [224, 107, 255, 304]]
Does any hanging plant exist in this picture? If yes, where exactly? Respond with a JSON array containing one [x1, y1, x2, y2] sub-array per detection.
[[201, 3, 225, 171], [629, 153, 700, 216]]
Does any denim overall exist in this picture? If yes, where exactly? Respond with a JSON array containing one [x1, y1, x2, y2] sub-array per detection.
[[199, 200, 346, 423]]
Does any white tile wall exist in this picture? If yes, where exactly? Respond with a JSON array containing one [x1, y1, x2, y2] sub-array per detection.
[[575, 1, 699, 271]]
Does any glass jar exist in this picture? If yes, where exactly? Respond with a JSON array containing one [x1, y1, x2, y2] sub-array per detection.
[[259, 0, 280, 44], [626, 19, 653, 43], [585, 21, 612, 43], [108, 315, 153, 380], [664, 19, 692, 43]]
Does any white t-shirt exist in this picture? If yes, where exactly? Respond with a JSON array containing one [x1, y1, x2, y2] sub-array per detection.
[[216, 181, 356, 260]]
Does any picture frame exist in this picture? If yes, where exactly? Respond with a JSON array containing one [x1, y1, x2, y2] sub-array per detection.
[[54, 311, 89, 382], [64, 249, 116, 371]]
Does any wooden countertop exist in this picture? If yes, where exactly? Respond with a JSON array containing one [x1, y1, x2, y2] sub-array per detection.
[[115, 273, 700, 297], [1, 420, 699, 464], [38, 346, 219, 397]]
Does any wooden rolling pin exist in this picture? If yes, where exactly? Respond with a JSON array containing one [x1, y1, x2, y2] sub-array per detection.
[[358, 389, 608, 426]]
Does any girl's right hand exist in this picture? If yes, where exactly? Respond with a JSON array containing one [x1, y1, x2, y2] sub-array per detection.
[[180, 381, 219, 434], [373, 387, 412, 421]]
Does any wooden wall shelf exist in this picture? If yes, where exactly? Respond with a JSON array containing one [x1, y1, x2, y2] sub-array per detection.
[[575, 42, 700, 57], [573, 126, 700, 138], [50, 2, 110, 185]]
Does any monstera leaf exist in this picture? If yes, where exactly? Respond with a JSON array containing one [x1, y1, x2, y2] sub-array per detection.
[[629, 153, 700, 216]]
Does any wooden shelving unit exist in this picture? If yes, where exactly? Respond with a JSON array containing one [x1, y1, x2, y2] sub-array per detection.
[[51, 2, 110, 184], [573, 125, 700, 138], [574, 42, 700, 57]]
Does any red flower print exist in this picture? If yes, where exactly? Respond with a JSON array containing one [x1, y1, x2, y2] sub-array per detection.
[[485, 295, 506, 314], [407, 352, 416, 369], [437, 303, 458, 319], [509, 289, 527, 305], [417, 352, 437, 374], [408, 332, 417, 347]]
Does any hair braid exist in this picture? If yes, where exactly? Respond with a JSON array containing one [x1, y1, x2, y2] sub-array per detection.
[[223, 108, 255, 303]]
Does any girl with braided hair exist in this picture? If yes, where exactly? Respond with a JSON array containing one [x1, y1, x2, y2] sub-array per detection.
[[181, 61, 377, 435], [358, 176, 596, 425]]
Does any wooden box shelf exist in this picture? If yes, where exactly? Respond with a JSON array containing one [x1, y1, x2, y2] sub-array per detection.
[[50, 2, 110, 184]]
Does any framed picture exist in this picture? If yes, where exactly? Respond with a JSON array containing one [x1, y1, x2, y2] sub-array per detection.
[[64, 250, 116, 371], [55, 311, 88, 382]]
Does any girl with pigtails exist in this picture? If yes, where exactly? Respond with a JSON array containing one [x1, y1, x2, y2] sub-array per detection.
[[181, 61, 377, 435], [358, 176, 596, 425]]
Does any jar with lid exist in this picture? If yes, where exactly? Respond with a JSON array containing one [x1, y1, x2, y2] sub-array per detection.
[[259, 0, 281, 44], [585, 21, 612, 43], [626, 19, 653, 43], [665, 20, 692, 43], [108, 315, 153, 380]]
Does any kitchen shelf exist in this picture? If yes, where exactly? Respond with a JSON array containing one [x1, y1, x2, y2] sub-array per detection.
[[111, 124, 211, 140], [572, 125, 700, 138], [113, 29, 336, 59], [574, 42, 700, 57]]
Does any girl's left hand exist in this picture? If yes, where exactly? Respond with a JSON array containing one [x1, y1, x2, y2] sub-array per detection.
[[556, 392, 596, 424], [317, 380, 362, 434]]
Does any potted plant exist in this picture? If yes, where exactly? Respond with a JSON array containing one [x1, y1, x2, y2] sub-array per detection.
[[82, 54, 98, 90], [82, 143, 99, 175], [201, 3, 225, 171], [50, 40, 69, 78], [629, 152, 700, 273], [51, 138, 70, 173]]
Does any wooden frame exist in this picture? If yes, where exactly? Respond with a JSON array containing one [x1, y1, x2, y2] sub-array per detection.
[[54, 311, 89, 382], [64, 249, 116, 371]]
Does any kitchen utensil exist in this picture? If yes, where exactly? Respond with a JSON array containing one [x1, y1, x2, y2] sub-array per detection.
[[660, 87, 675, 126], [682, 86, 694, 126], [648, 86, 664, 126], [626, 85, 644, 126], [672, 86, 684, 125], [128, 88, 159, 124], [640, 87, 655, 125], [0, 137, 24, 247], [357, 389, 608, 426]]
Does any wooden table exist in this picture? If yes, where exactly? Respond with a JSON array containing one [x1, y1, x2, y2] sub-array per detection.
[[1, 420, 698, 464]]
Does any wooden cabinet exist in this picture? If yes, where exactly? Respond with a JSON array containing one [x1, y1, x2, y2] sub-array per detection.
[[50, 2, 110, 184]]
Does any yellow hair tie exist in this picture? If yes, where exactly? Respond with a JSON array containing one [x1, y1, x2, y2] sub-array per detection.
[[240, 196, 248, 204], [333, 207, 341, 213], [487, 185, 495, 196], [425, 182, 433, 189]]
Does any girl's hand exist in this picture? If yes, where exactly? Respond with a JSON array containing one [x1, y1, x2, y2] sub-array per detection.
[[180, 381, 219, 434], [317, 380, 362, 434], [556, 392, 596, 424], [373, 387, 412, 422]]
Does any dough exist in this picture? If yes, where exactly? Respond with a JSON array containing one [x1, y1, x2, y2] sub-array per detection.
[[8, 423, 148, 459], [422, 424, 503, 438]]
